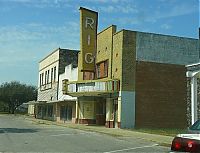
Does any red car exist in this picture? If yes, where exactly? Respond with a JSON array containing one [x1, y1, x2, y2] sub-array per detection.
[[171, 120, 200, 152]]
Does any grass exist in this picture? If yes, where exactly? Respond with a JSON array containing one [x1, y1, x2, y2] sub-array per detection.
[[0, 112, 10, 114], [133, 128, 188, 137]]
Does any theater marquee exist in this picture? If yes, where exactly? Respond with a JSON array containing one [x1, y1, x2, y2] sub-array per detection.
[[80, 7, 98, 72]]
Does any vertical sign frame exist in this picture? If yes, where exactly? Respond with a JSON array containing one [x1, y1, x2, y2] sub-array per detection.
[[80, 7, 98, 72]]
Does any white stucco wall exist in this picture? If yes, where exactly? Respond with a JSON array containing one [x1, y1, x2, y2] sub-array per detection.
[[58, 64, 78, 101]]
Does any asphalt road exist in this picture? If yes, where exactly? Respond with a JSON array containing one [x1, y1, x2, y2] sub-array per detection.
[[0, 114, 170, 153]]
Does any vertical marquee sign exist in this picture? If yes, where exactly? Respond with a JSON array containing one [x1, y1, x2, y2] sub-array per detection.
[[80, 7, 98, 72]]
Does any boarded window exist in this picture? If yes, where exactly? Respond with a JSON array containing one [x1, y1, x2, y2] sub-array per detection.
[[96, 60, 108, 79], [83, 71, 94, 80]]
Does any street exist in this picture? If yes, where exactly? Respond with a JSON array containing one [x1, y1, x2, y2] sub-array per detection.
[[0, 115, 170, 152]]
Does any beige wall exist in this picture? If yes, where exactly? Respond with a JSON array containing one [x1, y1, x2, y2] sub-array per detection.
[[96, 25, 116, 79], [112, 30, 123, 83], [38, 49, 59, 87], [39, 49, 59, 70]]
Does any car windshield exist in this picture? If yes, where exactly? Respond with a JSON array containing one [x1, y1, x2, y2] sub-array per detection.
[[190, 120, 200, 130]]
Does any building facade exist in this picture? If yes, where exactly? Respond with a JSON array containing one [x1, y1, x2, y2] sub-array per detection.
[[63, 7, 199, 129], [65, 24, 198, 128], [35, 48, 78, 122], [33, 7, 199, 129]]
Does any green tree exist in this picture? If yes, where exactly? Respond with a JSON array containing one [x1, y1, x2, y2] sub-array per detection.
[[0, 81, 37, 114]]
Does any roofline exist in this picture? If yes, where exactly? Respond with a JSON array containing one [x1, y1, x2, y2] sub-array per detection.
[[97, 25, 117, 35], [39, 48, 80, 63], [39, 48, 60, 63], [135, 31, 198, 40], [79, 7, 98, 14], [186, 62, 200, 67]]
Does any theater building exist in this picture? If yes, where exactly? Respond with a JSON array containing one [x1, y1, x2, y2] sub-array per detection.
[[63, 7, 199, 129]]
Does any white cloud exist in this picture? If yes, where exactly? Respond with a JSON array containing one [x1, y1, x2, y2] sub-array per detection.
[[161, 24, 171, 30], [0, 26, 44, 42], [148, 1, 198, 22], [100, 5, 138, 14], [1, 0, 73, 9], [0, 21, 80, 67]]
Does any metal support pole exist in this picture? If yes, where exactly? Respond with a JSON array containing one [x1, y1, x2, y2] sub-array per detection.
[[191, 76, 198, 125]]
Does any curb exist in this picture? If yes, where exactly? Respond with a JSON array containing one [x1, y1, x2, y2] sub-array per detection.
[[25, 116, 173, 147]]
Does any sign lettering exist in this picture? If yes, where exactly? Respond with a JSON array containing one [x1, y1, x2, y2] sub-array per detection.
[[85, 17, 95, 29], [80, 7, 98, 71], [85, 53, 94, 64]]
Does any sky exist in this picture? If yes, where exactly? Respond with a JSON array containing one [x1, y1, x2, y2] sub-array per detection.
[[0, 0, 199, 86]]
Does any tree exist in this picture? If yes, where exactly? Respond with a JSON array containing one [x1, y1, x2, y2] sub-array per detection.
[[0, 81, 37, 114]]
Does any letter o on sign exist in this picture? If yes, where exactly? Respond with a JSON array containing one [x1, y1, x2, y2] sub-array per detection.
[[85, 53, 94, 64]]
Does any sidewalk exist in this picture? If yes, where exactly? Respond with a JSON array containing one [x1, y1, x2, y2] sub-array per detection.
[[24, 116, 173, 147]]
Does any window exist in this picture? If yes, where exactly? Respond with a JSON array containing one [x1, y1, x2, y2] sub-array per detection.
[[96, 65, 100, 78], [39, 74, 42, 87], [45, 71, 47, 84], [47, 70, 50, 84], [104, 60, 108, 77], [96, 60, 108, 79], [51, 68, 53, 83], [54, 66, 56, 81], [83, 71, 94, 80], [47, 105, 53, 117], [41, 73, 44, 85]]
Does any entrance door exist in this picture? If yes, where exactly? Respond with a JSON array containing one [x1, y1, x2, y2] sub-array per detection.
[[96, 100, 106, 125], [66, 105, 72, 121], [113, 99, 118, 128], [60, 105, 72, 121]]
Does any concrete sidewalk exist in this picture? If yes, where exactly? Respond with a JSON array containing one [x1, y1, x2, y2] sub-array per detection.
[[24, 116, 173, 147]]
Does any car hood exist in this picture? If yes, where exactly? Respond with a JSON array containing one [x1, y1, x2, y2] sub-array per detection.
[[177, 134, 200, 140]]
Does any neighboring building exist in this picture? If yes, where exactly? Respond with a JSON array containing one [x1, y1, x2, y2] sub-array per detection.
[[186, 62, 200, 126], [56, 64, 78, 123], [35, 48, 78, 121], [26, 101, 35, 116]]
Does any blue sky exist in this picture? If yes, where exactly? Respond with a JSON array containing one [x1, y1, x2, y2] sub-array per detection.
[[0, 0, 199, 86]]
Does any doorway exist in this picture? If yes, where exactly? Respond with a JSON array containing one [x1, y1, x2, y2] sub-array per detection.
[[60, 105, 72, 121], [113, 99, 118, 128], [96, 99, 106, 125]]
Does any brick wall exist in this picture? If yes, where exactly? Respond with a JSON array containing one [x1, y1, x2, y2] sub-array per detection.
[[59, 49, 78, 75], [135, 61, 187, 128]]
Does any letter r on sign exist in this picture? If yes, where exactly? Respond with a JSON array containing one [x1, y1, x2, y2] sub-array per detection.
[[85, 17, 94, 29]]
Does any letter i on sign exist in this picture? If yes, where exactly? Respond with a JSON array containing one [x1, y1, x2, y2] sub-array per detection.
[[87, 35, 90, 45]]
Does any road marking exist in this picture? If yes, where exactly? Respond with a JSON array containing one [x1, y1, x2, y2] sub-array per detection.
[[103, 144, 158, 153]]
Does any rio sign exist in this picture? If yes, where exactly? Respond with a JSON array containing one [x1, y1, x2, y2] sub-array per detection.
[[80, 7, 98, 71]]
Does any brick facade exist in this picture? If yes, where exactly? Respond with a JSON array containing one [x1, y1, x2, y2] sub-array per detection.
[[135, 61, 187, 128]]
